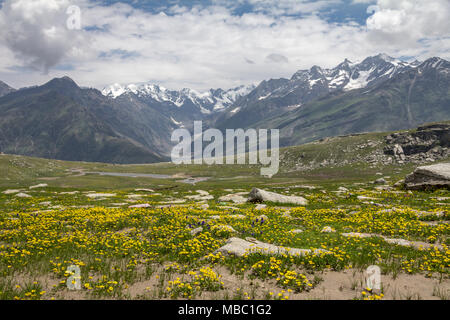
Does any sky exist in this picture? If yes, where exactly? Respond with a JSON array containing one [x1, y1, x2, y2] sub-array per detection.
[[0, 0, 449, 91]]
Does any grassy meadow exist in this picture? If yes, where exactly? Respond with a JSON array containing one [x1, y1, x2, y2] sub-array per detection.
[[0, 131, 448, 300]]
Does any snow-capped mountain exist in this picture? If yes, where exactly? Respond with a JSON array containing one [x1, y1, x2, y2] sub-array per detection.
[[102, 82, 255, 114], [215, 54, 448, 131], [253, 53, 417, 103]]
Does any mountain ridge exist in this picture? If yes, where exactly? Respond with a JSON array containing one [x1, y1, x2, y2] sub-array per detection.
[[214, 53, 423, 129], [0, 80, 15, 97], [102, 82, 256, 114]]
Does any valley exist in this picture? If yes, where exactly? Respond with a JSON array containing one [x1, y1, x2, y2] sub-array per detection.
[[0, 124, 448, 300]]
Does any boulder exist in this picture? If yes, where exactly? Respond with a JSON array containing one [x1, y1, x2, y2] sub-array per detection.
[[404, 163, 450, 190], [248, 188, 308, 206]]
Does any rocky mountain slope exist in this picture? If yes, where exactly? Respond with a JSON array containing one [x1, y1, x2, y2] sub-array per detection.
[[215, 54, 420, 129], [279, 122, 450, 173], [0, 80, 15, 97], [102, 82, 255, 115], [0, 77, 166, 163], [227, 57, 450, 147]]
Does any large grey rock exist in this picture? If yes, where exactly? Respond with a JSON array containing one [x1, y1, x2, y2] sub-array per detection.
[[248, 188, 308, 205], [216, 237, 326, 257], [404, 163, 450, 190]]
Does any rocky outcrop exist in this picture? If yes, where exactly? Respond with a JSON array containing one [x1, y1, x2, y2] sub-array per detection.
[[384, 123, 450, 163], [404, 163, 450, 190], [248, 188, 308, 205]]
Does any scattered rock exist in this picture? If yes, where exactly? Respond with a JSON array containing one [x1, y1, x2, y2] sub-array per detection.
[[185, 190, 214, 201], [29, 183, 48, 189], [374, 178, 387, 185], [160, 199, 187, 204], [2, 189, 21, 194], [129, 203, 152, 208], [86, 193, 116, 198], [190, 227, 203, 236], [15, 193, 32, 198], [254, 204, 267, 210], [127, 194, 143, 199], [341, 232, 373, 238], [383, 237, 412, 247], [219, 194, 247, 204], [357, 196, 378, 201], [248, 188, 308, 205], [291, 229, 303, 234], [135, 188, 154, 192], [216, 237, 327, 257], [321, 226, 336, 233]]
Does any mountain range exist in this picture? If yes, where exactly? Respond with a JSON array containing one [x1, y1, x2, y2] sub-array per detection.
[[0, 54, 448, 164], [102, 83, 255, 114]]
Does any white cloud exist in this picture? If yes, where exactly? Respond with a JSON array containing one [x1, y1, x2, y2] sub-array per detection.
[[366, 0, 450, 46], [0, 0, 448, 91], [0, 0, 88, 73]]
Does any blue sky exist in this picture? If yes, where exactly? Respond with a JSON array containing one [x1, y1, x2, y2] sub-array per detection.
[[0, 0, 448, 91], [96, 0, 372, 24]]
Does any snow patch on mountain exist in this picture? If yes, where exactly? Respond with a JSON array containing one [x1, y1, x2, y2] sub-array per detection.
[[344, 67, 375, 91], [102, 83, 255, 113]]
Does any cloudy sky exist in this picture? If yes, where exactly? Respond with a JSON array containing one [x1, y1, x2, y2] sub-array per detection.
[[0, 0, 449, 91]]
